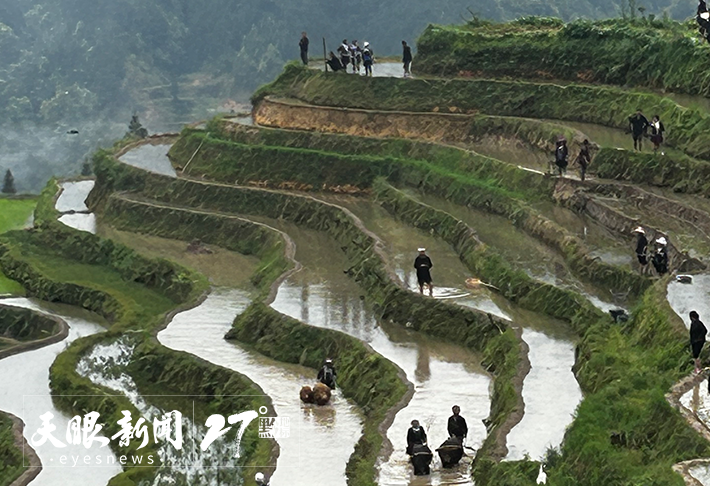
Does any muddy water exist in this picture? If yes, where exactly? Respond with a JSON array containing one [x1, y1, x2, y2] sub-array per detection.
[[472, 137, 553, 174], [158, 289, 363, 486], [266, 220, 488, 485], [118, 143, 176, 177], [0, 297, 120, 486], [273, 196, 582, 465]]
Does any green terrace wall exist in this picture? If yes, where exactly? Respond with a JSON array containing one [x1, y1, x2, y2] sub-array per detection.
[[372, 179, 605, 326], [36, 179, 197, 303], [98, 145, 649, 299], [101, 194, 292, 293], [0, 302, 62, 342], [227, 302, 409, 486], [254, 64, 710, 162], [594, 147, 710, 195], [212, 118, 557, 197], [415, 20, 710, 96], [551, 283, 710, 486], [0, 413, 27, 486], [0, 180, 276, 486], [96, 151, 527, 471]]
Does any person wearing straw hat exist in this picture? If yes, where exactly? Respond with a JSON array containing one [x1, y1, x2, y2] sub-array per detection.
[[633, 226, 649, 274], [414, 248, 433, 296], [651, 236, 669, 275]]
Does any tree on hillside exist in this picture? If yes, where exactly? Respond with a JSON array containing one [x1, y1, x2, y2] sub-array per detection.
[[2, 169, 16, 194]]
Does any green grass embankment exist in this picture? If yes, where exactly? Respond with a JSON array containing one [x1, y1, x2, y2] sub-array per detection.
[[0, 180, 275, 486], [253, 63, 710, 162], [0, 412, 24, 486], [415, 18, 708, 96], [164, 130, 648, 299], [94, 149, 525, 476], [0, 196, 36, 295]]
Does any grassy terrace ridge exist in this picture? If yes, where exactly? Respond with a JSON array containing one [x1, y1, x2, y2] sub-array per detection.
[[415, 17, 709, 96], [0, 412, 24, 486], [95, 148, 527, 477], [0, 302, 68, 360], [0, 180, 277, 486], [253, 63, 710, 162], [167, 127, 648, 298], [0, 196, 36, 295]]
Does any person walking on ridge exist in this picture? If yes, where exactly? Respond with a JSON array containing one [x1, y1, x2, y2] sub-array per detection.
[[575, 139, 591, 181], [402, 40, 413, 77], [628, 109, 650, 151], [690, 311, 707, 373], [299, 32, 309, 65], [350, 40, 362, 73], [633, 226, 649, 274], [651, 236, 669, 275], [447, 405, 468, 443], [414, 248, 433, 296], [650, 115, 665, 152], [554, 136, 569, 176]]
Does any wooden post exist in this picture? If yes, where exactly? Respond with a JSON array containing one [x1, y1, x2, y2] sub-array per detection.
[[323, 37, 327, 72]]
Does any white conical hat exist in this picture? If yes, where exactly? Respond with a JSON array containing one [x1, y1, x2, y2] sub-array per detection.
[[656, 236, 667, 245], [632, 226, 645, 234], [418, 247, 426, 252]]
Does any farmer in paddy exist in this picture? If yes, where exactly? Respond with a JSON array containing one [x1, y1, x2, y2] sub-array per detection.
[[628, 109, 650, 151], [690, 311, 707, 373], [414, 247, 433, 296], [651, 236, 669, 275]]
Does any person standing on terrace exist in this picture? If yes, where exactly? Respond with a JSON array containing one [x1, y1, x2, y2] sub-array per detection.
[[402, 40, 413, 77], [299, 32, 309, 65], [628, 109, 650, 151], [690, 311, 707, 373], [650, 115, 665, 152], [575, 139, 591, 181]]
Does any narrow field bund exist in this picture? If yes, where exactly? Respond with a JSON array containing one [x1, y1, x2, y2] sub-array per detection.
[[253, 64, 710, 162], [95, 147, 531, 475], [165, 128, 649, 298], [0, 303, 68, 359]]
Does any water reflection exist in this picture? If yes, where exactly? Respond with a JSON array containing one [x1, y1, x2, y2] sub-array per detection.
[[118, 143, 176, 177]]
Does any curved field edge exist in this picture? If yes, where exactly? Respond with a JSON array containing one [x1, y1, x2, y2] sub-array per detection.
[[0, 304, 69, 360], [253, 63, 710, 162], [94, 148, 528, 481], [168, 127, 649, 298], [0, 180, 277, 486]]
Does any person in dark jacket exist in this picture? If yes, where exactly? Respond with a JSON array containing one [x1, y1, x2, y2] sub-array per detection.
[[317, 358, 337, 389], [327, 51, 344, 72], [628, 109, 650, 151], [299, 32, 309, 65], [633, 226, 649, 273], [362, 41, 374, 77], [447, 405, 468, 442], [651, 236, 669, 275], [406, 420, 427, 455], [414, 248, 433, 296], [575, 139, 591, 181], [554, 136, 569, 176], [402, 40, 413, 77], [650, 115, 665, 152], [338, 40, 351, 73], [690, 311, 708, 373]]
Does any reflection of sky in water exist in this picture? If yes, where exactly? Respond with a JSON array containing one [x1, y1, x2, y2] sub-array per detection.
[[56, 180, 94, 212], [0, 297, 121, 486], [58, 213, 96, 234], [272, 279, 489, 486], [679, 384, 710, 486], [668, 274, 710, 331], [118, 143, 176, 177], [159, 289, 363, 486]]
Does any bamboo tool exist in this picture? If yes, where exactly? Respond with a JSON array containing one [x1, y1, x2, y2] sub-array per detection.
[[323, 37, 327, 72], [465, 277, 499, 291]]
